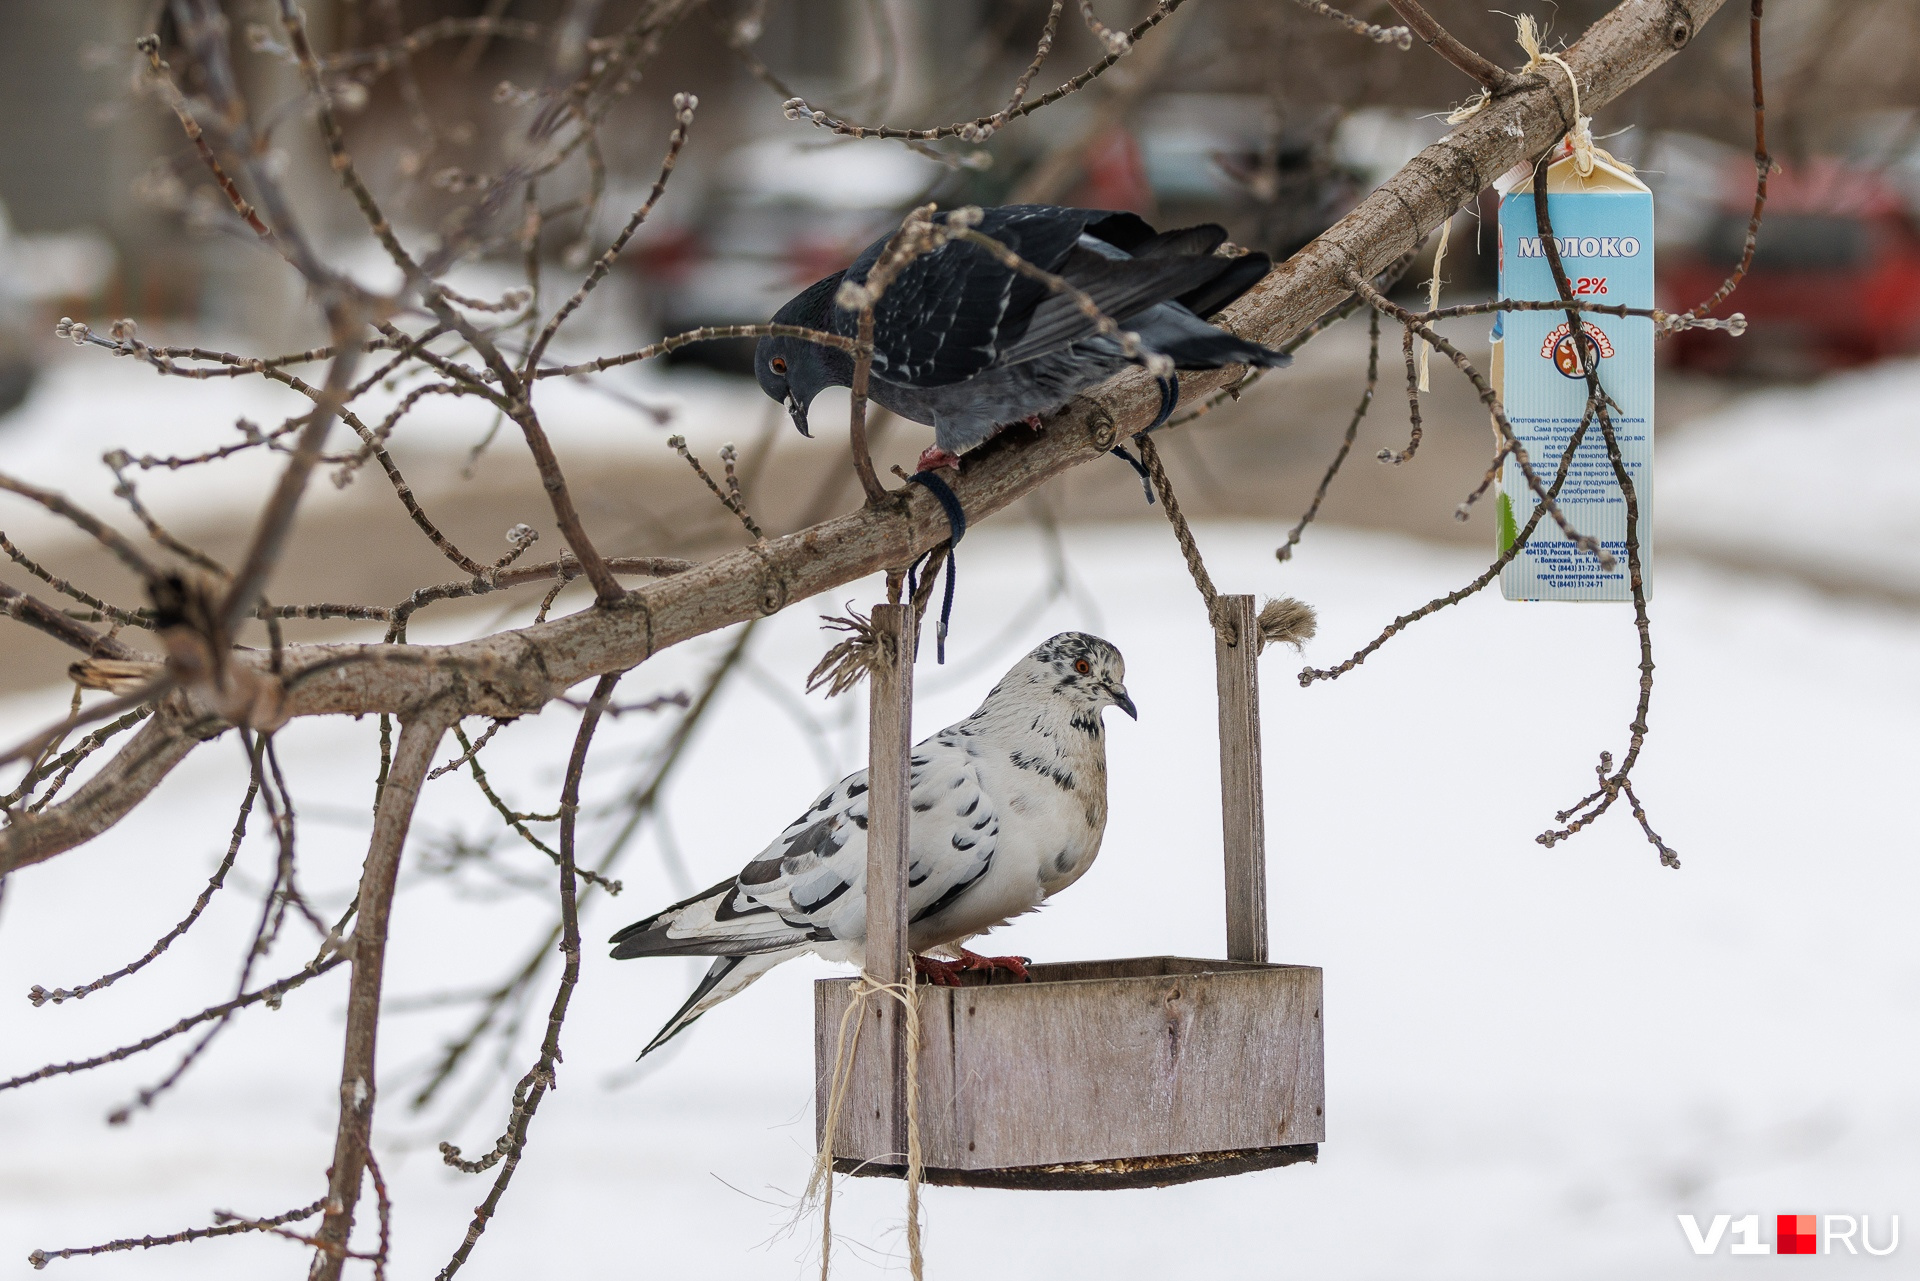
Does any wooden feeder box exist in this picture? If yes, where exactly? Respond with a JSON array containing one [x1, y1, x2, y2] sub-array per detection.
[[816, 598, 1324, 1190]]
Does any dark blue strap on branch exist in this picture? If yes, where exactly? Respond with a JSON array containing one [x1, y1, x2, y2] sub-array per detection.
[[1105, 376, 1179, 503], [907, 469, 966, 663], [1149, 374, 1180, 430], [1108, 443, 1156, 505]]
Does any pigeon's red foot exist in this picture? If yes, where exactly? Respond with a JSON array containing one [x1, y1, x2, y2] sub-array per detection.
[[914, 950, 1034, 985], [914, 954, 967, 987], [1022, 414, 1044, 429], [953, 947, 1033, 982], [915, 446, 961, 473]]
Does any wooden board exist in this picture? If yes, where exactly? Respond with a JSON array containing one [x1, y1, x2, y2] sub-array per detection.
[[816, 956, 1324, 1176], [1214, 594, 1269, 964], [836, 1143, 1318, 1191], [855, 603, 914, 1157]]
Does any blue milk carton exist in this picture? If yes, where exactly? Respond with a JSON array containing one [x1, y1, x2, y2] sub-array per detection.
[[1491, 144, 1654, 601]]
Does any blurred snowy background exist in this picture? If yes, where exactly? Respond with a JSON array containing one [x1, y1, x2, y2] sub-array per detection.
[[3, 1, 1919, 1279], [4, 514, 1917, 1280]]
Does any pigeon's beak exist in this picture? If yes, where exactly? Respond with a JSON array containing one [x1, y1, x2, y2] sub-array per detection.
[[787, 395, 811, 438], [1109, 684, 1138, 720]]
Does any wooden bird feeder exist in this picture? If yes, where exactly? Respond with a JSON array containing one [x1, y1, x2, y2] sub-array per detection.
[[815, 597, 1324, 1190]]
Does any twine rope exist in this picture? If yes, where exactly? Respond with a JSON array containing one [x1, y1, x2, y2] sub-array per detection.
[[1417, 214, 1452, 392], [1516, 15, 1594, 176], [1132, 433, 1228, 636], [809, 972, 924, 1281], [1133, 432, 1318, 654], [1442, 14, 1591, 182]]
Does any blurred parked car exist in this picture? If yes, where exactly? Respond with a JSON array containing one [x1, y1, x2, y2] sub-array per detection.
[[0, 202, 115, 420], [1661, 159, 1920, 373], [629, 139, 943, 375]]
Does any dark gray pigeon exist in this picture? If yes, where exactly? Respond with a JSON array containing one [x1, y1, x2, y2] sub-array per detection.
[[754, 204, 1289, 472]]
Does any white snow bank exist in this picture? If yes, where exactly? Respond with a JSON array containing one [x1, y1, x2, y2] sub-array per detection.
[[1660, 358, 1920, 592], [3, 520, 1916, 1279]]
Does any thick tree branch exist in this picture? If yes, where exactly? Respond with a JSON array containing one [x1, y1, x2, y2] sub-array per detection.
[[266, 0, 1724, 712]]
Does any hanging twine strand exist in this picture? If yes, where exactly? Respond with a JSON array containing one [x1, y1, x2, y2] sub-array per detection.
[[807, 974, 924, 1281], [1516, 15, 1594, 176], [1133, 434, 1218, 617], [1445, 87, 1491, 124], [1416, 215, 1451, 393], [1133, 434, 1316, 652], [1442, 14, 1590, 167]]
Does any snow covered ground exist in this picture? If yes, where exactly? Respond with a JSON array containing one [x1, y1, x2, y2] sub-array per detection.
[[1661, 359, 1920, 595], [3, 516, 1917, 1280]]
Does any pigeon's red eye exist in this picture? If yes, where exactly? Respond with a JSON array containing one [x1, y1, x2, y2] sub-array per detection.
[[770, 357, 788, 375], [1074, 659, 1090, 674]]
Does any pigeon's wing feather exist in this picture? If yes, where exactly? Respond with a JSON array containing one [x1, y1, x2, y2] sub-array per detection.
[[609, 739, 1000, 959], [606, 774, 867, 959], [903, 735, 1000, 925], [855, 206, 1094, 388], [1173, 250, 1273, 318], [996, 244, 1250, 367], [607, 872, 812, 958], [1081, 210, 1160, 252], [744, 739, 1001, 938]]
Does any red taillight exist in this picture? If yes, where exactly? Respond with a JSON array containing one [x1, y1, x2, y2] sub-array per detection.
[[631, 226, 701, 282]]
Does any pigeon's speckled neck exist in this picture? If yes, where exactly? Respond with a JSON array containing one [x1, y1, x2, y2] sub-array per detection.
[[947, 632, 1131, 828]]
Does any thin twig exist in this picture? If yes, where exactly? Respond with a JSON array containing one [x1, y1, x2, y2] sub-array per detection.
[[1290, 0, 1412, 49], [779, 1, 1188, 142], [434, 672, 618, 1279], [1382, 0, 1524, 91], [29, 1198, 326, 1269], [1, 955, 344, 1092], [29, 778, 256, 1006], [1686, 0, 1768, 318], [1277, 308, 1380, 562]]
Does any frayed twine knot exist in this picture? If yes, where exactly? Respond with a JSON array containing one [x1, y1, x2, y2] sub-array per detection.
[[1516, 15, 1594, 177], [806, 607, 883, 698], [1255, 596, 1317, 654]]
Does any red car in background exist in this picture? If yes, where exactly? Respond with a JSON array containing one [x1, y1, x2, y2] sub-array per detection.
[[1660, 159, 1920, 373]]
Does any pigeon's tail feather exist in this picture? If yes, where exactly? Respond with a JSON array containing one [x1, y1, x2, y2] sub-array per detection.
[[1127, 303, 1292, 372], [1000, 250, 1247, 367], [609, 877, 809, 959], [1159, 329, 1292, 371], [640, 950, 794, 1057], [1175, 252, 1273, 318]]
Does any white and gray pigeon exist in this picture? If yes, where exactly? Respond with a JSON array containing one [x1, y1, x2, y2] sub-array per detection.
[[609, 632, 1136, 1057], [752, 204, 1290, 472]]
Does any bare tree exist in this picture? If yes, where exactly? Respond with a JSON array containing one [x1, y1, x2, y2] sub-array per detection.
[[1, 0, 1762, 1275]]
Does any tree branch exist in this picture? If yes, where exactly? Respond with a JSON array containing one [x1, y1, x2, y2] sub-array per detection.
[[310, 711, 452, 1281], [0, 582, 143, 660], [1383, 0, 1526, 91]]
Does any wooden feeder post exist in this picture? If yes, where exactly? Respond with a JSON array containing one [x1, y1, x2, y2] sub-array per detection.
[[855, 602, 915, 1160], [1214, 595, 1268, 964]]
